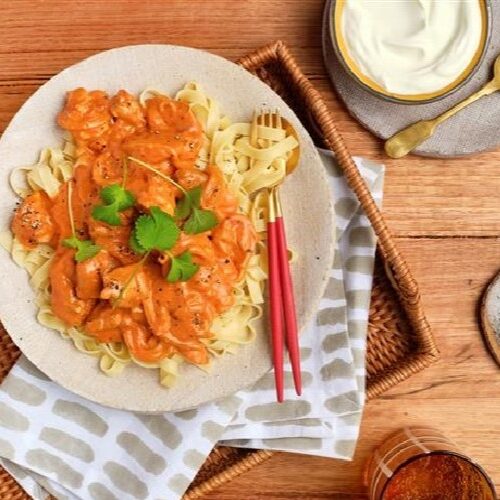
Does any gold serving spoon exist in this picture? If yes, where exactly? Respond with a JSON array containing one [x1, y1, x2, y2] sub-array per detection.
[[385, 54, 500, 159]]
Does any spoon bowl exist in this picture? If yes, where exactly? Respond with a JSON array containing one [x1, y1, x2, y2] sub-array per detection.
[[280, 116, 300, 176], [493, 53, 500, 83]]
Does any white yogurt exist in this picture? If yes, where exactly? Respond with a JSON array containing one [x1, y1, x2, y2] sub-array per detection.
[[338, 0, 485, 96]]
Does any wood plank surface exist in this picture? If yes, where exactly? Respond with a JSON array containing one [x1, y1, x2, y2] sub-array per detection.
[[204, 239, 500, 498], [0, 1, 499, 498]]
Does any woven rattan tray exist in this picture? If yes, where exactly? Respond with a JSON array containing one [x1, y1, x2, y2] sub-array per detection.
[[0, 41, 439, 499]]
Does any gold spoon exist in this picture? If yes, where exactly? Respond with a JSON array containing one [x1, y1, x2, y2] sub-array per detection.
[[385, 54, 500, 159], [278, 115, 300, 175]]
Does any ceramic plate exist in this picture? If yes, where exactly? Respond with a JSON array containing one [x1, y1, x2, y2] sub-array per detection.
[[0, 45, 334, 412]]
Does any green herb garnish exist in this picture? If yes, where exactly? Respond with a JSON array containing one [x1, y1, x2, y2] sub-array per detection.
[[131, 206, 180, 253], [184, 206, 218, 234], [166, 250, 199, 282], [127, 206, 198, 284], [128, 231, 145, 255], [175, 186, 218, 234], [92, 184, 135, 226], [63, 181, 101, 262], [175, 186, 201, 221], [113, 202, 171, 305], [129, 156, 218, 235], [63, 236, 101, 263]]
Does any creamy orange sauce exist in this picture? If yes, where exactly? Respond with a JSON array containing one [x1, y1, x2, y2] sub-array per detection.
[[12, 88, 257, 365]]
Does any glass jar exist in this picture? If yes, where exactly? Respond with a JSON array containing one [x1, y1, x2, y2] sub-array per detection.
[[364, 427, 496, 500]]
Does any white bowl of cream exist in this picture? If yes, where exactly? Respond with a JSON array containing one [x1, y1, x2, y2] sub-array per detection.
[[330, 0, 490, 103]]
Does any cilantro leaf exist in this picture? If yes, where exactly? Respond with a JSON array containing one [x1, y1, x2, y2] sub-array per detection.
[[175, 186, 202, 221], [62, 236, 81, 250], [75, 241, 102, 262], [128, 231, 146, 254], [92, 204, 121, 226], [134, 206, 180, 252], [184, 208, 218, 234], [187, 185, 202, 207], [167, 251, 199, 282], [101, 184, 134, 208], [92, 184, 135, 226], [174, 185, 218, 234], [63, 236, 101, 262]]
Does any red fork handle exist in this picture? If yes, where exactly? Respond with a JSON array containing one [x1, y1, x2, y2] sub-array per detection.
[[267, 217, 284, 403], [275, 208, 301, 396]]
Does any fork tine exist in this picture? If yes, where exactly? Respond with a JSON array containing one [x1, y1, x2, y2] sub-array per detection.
[[275, 108, 282, 129], [267, 109, 273, 129], [250, 110, 259, 148]]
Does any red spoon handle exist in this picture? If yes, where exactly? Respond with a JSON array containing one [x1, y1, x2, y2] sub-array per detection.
[[275, 212, 301, 396], [267, 217, 284, 402]]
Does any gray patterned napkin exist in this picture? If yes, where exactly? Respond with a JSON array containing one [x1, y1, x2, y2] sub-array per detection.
[[0, 150, 384, 499]]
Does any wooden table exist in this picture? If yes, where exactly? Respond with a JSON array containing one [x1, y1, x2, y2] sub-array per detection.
[[1, 1, 499, 498]]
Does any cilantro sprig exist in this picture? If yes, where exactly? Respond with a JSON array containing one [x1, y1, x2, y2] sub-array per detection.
[[166, 251, 199, 282], [115, 206, 198, 305], [127, 206, 199, 283], [174, 186, 201, 220], [184, 204, 218, 234], [128, 156, 218, 235], [92, 185, 135, 225], [130, 206, 180, 254], [63, 181, 101, 262], [63, 236, 101, 263], [92, 159, 135, 226], [175, 186, 218, 234]]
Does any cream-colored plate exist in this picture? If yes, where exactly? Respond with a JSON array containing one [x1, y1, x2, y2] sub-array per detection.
[[0, 45, 335, 412]]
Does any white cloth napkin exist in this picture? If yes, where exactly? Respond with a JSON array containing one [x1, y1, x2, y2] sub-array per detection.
[[0, 150, 384, 500]]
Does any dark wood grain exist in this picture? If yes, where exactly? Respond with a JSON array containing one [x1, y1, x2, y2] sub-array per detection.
[[1, 1, 499, 498]]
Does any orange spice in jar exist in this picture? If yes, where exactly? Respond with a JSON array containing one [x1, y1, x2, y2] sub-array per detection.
[[365, 427, 496, 500]]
